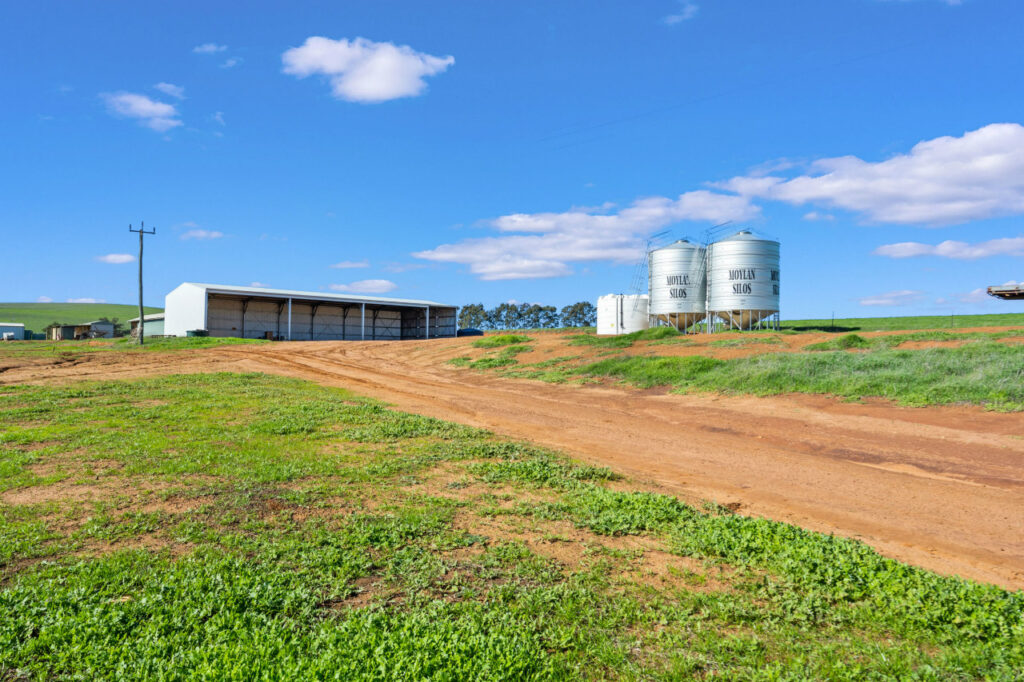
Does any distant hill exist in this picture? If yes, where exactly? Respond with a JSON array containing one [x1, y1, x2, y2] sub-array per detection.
[[0, 303, 163, 335]]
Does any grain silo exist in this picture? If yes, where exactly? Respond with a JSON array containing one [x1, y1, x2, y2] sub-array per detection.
[[707, 230, 780, 330], [648, 240, 706, 331], [596, 294, 650, 336]]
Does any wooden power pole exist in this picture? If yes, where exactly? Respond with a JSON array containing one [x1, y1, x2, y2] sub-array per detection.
[[128, 222, 156, 345]]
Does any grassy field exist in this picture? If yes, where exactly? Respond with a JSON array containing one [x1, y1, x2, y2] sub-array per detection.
[[2, 372, 1022, 679], [0, 303, 163, 334], [781, 311, 1024, 332], [463, 329, 1024, 411], [0, 337, 265, 359], [575, 342, 1024, 410]]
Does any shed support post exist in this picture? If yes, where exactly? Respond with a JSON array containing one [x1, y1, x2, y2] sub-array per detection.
[[361, 303, 365, 340], [425, 307, 430, 339], [287, 298, 292, 340]]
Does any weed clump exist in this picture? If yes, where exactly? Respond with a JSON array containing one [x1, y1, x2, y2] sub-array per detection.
[[472, 334, 532, 348], [807, 333, 871, 351], [577, 355, 724, 388], [568, 326, 683, 349]]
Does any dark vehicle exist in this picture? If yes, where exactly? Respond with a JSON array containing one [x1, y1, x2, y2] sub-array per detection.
[[457, 328, 484, 337]]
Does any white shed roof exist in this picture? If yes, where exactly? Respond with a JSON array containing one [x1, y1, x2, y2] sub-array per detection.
[[177, 282, 456, 308], [0, 322, 25, 327], [128, 313, 166, 323]]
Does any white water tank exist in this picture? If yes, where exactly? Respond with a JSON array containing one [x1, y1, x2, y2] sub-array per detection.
[[597, 294, 650, 336], [707, 230, 780, 329], [648, 240, 706, 330]]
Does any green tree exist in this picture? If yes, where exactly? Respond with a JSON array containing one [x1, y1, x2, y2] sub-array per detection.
[[539, 306, 560, 328], [560, 301, 596, 327], [458, 304, 487, 329]]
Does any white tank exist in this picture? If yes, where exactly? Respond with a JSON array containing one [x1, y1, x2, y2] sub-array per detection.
[[596, 294, 650, 336], [707, 230, 780, 329], [648, 240, 706, 330]]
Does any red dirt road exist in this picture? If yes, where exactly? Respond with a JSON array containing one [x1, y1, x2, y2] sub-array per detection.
[[4, 337, 1023, 589]]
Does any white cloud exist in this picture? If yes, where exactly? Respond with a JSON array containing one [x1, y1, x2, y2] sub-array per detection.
[[414, 190, 757, 280], [36, 296, 53, 303], [858, 289, 925, 307], [716, 123, 1024, 225], [193, 43, 227, 54], [96, 253, 135, 264], [955, 281, 1017, 304], [181, 229, 224, 240], [958, 287, 991, 304], [213, 111, 226, 126], [101, 92, 182, 132], [330, 260, 369, 269], [154, 82, 185, 99], [874, 237, 1024, 260], [329, 279, 398, 294], [663, 0, 699, 24], [220, 57, 241, 69], [803, 211, 835, 221], [250, 281, 269, 288], [282, 36, 454, 103], [67, 297, 106, 304]]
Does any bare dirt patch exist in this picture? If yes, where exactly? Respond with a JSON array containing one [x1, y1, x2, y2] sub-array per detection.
[[3, 331, 1024, 589]]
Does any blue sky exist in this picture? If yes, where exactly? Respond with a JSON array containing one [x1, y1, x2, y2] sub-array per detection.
[[3, 0, 1023, 318]]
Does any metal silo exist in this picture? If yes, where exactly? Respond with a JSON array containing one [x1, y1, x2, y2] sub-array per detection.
[[648, 240, 706, 331], [707, 230, 780, 330], [597, 294, 650, 336]]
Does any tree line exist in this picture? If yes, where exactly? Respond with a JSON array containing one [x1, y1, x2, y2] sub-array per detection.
[[457, 301, 596, 330]]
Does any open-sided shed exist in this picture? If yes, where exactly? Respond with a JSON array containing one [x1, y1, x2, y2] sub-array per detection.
[[164, 283, 457, 340]]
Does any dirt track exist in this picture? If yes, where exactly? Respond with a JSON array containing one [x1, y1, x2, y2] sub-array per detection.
[[4, 336, 1024, 589]]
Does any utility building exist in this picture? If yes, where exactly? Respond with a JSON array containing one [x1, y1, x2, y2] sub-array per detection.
[[129, 313, 165, 338], [47, 321, 115, 341], [164, 282, 457, 340], [0, 323, 25, 340]]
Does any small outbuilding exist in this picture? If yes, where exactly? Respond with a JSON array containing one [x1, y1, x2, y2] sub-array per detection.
[[129, 313, 165, 338], [0, 323, 25, 341], [47, 321, 115, 341], [164, 282, 458, 340]]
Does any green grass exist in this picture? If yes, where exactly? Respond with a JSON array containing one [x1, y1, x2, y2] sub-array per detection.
[[117, 336, 270, 351], [0, 302, 162, 333], [1, 372, 1023, 679], [708, 336, 785, 348], [804, 333, 873, 350], [450, 344, 532, 370], [0, 336, 266, 359], [783, 312, 1024, 333], [567, 326, 682, 349], [805, 329, 1024, 351], [473, 334, 533, 348], [574, 341, 1024, 410]]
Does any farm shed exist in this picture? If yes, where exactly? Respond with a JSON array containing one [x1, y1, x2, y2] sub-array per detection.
[[0, 323, 25, 340], [129, 313, 165, 338], [164, 282, 458, 340], [47, 321, 114, 340]]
